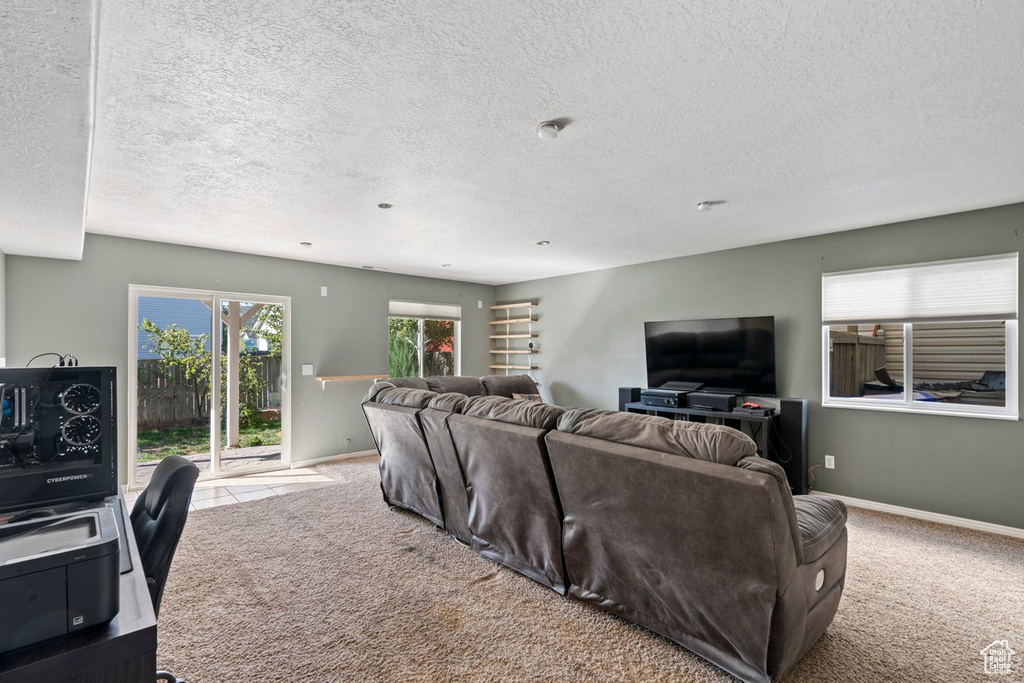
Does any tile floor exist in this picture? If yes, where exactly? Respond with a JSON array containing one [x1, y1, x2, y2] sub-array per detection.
[[124, 467, 337, 511]]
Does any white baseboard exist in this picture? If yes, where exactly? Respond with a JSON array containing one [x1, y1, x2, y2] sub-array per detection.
[[292, 449, 377, 468], [812, 491, 1024, 540]]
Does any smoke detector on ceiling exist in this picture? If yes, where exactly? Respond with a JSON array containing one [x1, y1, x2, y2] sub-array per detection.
[[696, 200, 726, 212], [537, 121, 560, 140]]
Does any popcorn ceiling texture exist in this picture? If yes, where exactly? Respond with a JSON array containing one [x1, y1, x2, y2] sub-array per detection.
[[0, 1, 96, 259], [6, 1, 1024, 281]]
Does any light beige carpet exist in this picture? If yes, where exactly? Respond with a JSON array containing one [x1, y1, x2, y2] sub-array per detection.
[[157, 456, 1024, 682]]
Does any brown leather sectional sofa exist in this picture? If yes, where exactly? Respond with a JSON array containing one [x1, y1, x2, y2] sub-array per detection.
[[361, 377, 848, 683]]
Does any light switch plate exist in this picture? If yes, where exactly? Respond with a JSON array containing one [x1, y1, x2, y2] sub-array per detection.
[[320, 286, 328, 297], [302, 364, 314, 376]]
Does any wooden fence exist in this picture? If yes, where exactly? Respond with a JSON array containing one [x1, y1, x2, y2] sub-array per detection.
[[137, 357, 282, 429]]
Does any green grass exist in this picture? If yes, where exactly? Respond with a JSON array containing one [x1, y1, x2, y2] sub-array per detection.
[[136, 419, 282, 462]]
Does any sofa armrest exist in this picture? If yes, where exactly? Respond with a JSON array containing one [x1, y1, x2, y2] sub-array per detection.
[[792, 496, 847, 564]]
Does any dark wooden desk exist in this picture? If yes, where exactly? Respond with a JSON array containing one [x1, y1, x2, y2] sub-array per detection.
[[0, 495, 157, 683]]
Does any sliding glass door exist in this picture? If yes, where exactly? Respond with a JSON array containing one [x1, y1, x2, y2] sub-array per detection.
[[129, 286, 291, 489], [216, 298, 286, 476]]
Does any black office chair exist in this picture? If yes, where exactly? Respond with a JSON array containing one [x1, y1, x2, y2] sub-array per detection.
[[131, 455, 200, 683]]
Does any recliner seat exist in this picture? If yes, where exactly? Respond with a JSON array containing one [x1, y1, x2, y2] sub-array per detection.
[[360, 381, 847, 682], [361, 384, 444, 528], [547, 408, 847, 683], [361, 375, 541, 536], [419, 392, 474, 545], [447, 395, 567, 593]]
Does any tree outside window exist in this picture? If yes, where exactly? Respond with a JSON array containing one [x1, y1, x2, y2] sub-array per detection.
[[388, 316, 458, 378]]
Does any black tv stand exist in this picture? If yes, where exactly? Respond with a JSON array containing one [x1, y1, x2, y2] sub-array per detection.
[[626, 402, 771, 424], [621, 398, 809, 495]]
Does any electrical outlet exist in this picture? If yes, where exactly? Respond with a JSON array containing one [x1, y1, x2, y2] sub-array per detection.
[[302, 364, 314, 376], [320, 286, 328, 297], [824, 455, 835, 470]]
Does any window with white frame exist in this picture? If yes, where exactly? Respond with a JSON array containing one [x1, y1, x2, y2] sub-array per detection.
[[822, 253, 1018, 419], [388, 300, 461, 378]]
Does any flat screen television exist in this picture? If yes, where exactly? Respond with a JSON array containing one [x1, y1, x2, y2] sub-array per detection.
[[0, 366, 118, 513], [644, 316, 777, 397]]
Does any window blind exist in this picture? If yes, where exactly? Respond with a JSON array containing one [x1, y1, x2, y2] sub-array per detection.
[[388, 300, 462, 321], [822, 253, 1018, 324]]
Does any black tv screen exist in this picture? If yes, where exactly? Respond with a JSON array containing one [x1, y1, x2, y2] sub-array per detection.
[[644, 316, 777, 397], [0, 366, 118, 513]]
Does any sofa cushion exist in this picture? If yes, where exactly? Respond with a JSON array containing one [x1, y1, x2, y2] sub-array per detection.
[[461, 395, 564, 430], [426, 376, 486, 396], [481, 374, 539, 397], [792, 496, 848, 563], [427, 392, 468, 413], [364, 381, 395, 403], [371, 386, 436, 409], [557, 408, 757, 466]]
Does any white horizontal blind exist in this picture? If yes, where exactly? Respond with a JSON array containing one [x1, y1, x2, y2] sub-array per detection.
[[388, 300, 461, 321], [822, 253, 1018, 324]]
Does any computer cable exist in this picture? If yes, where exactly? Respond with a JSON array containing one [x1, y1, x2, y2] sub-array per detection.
[[767, 416, 795, 464]]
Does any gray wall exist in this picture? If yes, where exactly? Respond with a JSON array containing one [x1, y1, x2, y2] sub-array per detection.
[[496, 203, 1024, 528], [5, 234, 495, 482], [0, 249, 5, 365]]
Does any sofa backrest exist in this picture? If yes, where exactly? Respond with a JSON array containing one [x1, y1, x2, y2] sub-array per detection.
[[368, 385, 436, 409], [736, 456, 804, 564], [426, 392, 469, 413], [369, 375, 538, 400], [461, 395, 562, 429], [480, 374, 540, 398], [360, 391, 443, 528], [557, 408, 757, 465], [545, 429, 800, 681], [426, 376, 486, 396], [447, 396, 567, 593], [381, 377, 430, 391], [419, 393, 473, 545]]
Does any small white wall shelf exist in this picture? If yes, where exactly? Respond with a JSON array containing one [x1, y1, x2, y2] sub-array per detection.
[[314, 374, 389, 390]]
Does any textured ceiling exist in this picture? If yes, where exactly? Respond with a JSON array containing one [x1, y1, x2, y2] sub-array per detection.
[[7, 1, 1024, 284], [0, 1, 97, 259]]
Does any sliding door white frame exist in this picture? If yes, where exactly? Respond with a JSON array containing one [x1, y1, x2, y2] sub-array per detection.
[[127, 284, 292, 490]]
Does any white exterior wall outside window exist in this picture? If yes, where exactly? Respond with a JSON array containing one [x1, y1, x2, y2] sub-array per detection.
[[822, 253, 1018, 420]]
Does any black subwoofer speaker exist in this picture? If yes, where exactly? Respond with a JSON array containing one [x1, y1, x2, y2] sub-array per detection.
[[770, 398, 809, 495], [618, 387, 641, 411]]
